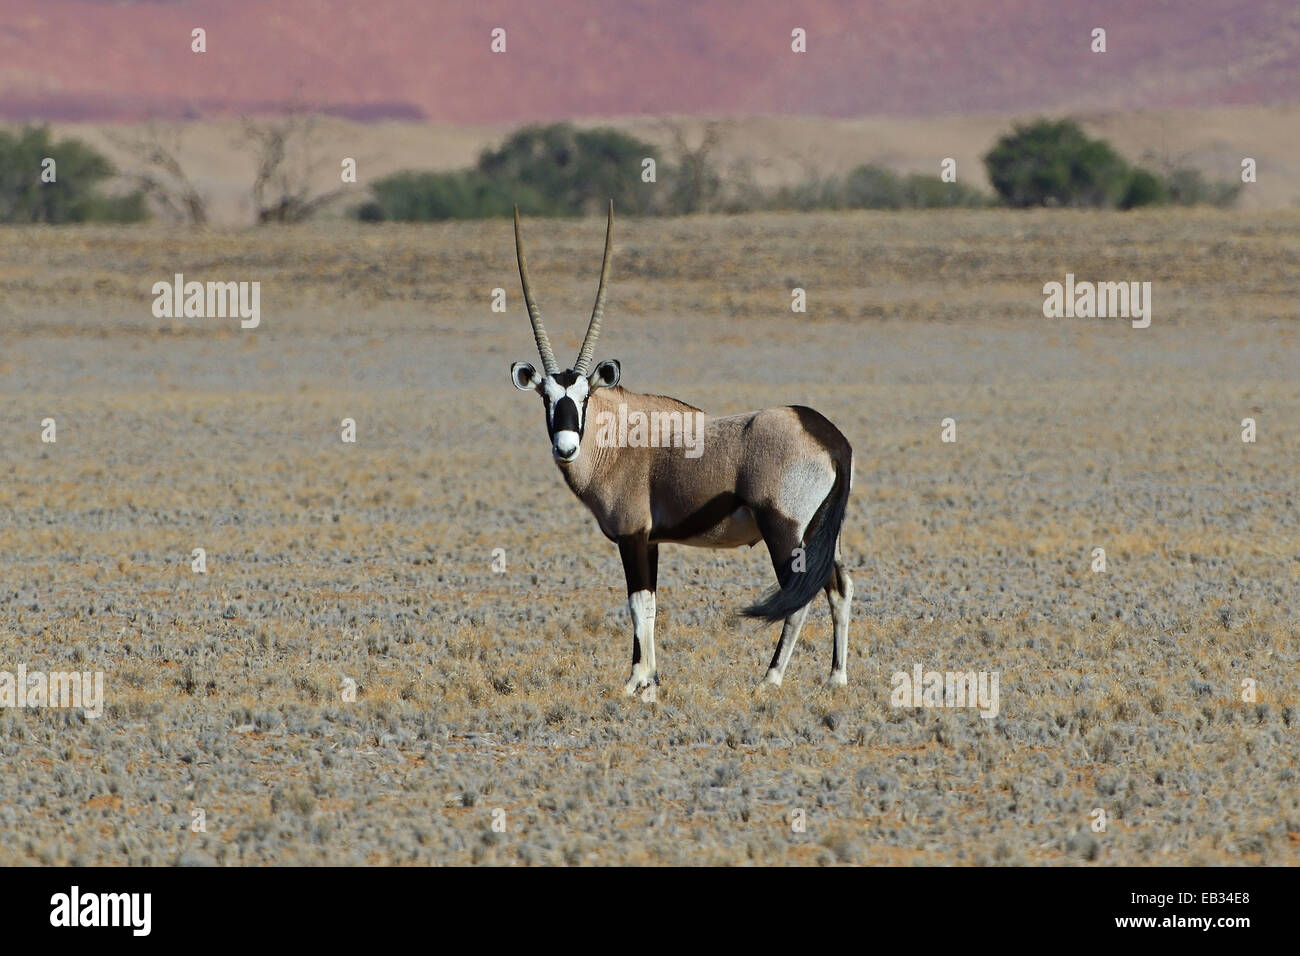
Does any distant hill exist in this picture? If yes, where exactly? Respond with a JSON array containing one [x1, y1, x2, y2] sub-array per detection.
[[2, 0, 1299, 123]]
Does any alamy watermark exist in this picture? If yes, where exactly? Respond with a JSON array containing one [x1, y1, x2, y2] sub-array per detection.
[[593, 403, 704, 458], [890, 663, 999, 718], [49, 886, 150, 936], [1043, 273, 1151, 328], [151, 273, 260, 329], [0, 665, 104, 719]]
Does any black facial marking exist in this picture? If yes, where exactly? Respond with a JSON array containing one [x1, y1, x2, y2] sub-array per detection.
[[552, 396, 580, 434], [553, 370, 580, 387]]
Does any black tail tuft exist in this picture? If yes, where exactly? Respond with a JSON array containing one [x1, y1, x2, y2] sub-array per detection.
[[742, 460, 850, 623]]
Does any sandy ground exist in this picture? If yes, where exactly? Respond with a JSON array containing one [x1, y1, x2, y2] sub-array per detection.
[[42, 105, 1300, 224], [0, 209, 1297, 865]]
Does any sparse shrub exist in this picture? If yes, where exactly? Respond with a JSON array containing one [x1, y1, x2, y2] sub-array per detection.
[[361, 121, 1005, 220], [898, 172, 989, 208], [662, 122, 725, 214], [768, 164, 989, 212], [0, 125, 147, 223], [270, 784, 316, 817], [239, 112, 352, 224], [822, 832, 865, 864], [1164, 166, 1241, 207], [465, 678, 489, 705], [769, 171, 846, 211], [105, 122, 207, 223], [580, 608, 605, 634], [365, 169, 548, 221], [714, 157, 766, 213], [1120, 168, 1167, 209], [490, 674, 516, 695], [544, 702, 576, 726], [1067, 832, 1101, 861], [842, 164, 903, 209]]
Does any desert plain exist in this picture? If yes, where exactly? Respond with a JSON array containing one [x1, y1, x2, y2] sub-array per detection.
[[0, 209, 1296, 864]]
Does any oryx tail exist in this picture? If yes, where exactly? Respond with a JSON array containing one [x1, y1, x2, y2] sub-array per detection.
[[742, 449, 852, 623]]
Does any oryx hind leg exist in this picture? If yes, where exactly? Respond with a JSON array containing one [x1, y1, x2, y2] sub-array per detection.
[[824, 542, 852, 686], [763, 603, 810, 687], [756, 511, 809, 687]]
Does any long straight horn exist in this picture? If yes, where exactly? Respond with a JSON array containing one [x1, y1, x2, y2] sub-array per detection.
[[574, 200, 614, 375], [514, 205, 559, 375]]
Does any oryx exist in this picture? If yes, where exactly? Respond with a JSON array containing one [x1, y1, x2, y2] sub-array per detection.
[[510, 202, 853, 693]]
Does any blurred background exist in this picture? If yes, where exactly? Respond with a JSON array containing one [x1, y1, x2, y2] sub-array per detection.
[[2, 0, 1297, 224]]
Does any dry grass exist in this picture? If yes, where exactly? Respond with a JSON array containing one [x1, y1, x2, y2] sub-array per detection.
[[0, 209, 1297, 865]]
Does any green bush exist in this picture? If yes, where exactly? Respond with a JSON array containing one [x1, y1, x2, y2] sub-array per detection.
[[366, 169, 551, 221], [0, 125, 147, 223], [765, 165, 989, 211], [842, 165, 903, 209], [665, 149, 723, 215], [351, 117, 1254, 221], [80, 190, 149, 223], [359, 123, 661, 220], [982, 118, 1241, 210], [983, 119, 1132, 208], [1119, 168, 1168, 210], [767, 172, 846, 212], [476, 123, 658, 216]]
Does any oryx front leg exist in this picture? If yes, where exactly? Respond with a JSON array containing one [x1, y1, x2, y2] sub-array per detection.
[[618, 535, 658, 696], [624, 590, 657, 695]]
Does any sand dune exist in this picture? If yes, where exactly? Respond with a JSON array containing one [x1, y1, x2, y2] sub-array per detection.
[[37, 105, 1300, 225]]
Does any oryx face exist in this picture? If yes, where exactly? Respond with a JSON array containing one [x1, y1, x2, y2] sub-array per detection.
[[510, 200, 619, 466], [511, 361, 620, 464]]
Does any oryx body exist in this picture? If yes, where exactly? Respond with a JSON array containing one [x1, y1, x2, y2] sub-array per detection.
[[510, 204, 853, 693]]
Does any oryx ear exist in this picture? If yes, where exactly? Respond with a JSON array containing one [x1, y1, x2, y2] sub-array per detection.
[[511, 361, 542, 391], [587, 359, 620, 390]]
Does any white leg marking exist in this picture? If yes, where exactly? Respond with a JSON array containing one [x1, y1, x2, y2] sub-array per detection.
[[763, 604, 810, 688], [827, 565, 852, 686], [623, 589, 657, 696]]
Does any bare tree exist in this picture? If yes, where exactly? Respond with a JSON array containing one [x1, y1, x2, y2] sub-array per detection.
[[237, 112, 351, 224], [660, 120, 726, 214], [106, 123, 209, 225]]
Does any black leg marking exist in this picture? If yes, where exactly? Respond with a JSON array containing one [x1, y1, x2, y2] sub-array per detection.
[[618, 531, 653, 594], [618, 531, 652, 669], [756, 511, 804, 589]]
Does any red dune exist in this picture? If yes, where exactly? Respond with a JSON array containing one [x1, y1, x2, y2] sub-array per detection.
[[2, 0, 1297, 122]]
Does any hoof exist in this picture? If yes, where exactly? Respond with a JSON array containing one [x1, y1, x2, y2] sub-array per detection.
[[623, 669, 658, 697], [761, 669, 783, 689], [828, 669, 847, 688]]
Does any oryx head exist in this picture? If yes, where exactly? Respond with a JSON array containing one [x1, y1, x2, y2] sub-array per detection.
[[511, 201, 621, 465]]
